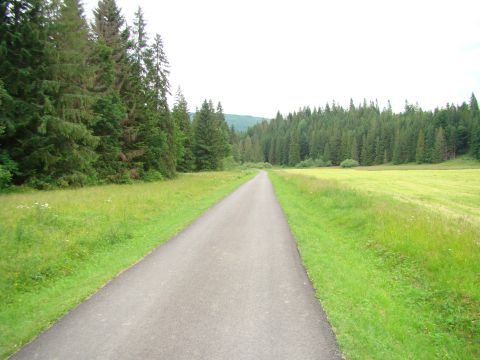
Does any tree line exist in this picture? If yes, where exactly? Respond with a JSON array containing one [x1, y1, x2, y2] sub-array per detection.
[[238, 96, 480, 166], [0, 0, 232, 189]]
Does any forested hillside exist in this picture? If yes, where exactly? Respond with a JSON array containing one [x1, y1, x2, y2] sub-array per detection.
[[223, 114, 265, 132], [0, 0, 232, 189], [239, 98, 480, 166]]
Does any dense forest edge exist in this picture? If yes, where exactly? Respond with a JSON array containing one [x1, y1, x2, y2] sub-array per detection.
[[0, 0, 233, 189], [238, 97, 480, 167], [1, 1, 480, 191]]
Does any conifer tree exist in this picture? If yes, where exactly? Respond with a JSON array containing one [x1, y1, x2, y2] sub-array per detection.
[[415, 129, 425, 163], [92, 0, 129, 93], [34, 0, 98, 186], [351, 137, 359, 161], [214, 102, 231, 165], [143, 32, 175, 177], [288, 130, 301, 166], [91, 0, 129, 180], [172, 88, 194, 171], [0, 0, 51, 185], [432, 127, 447, 163], [392, 131, 401, 164], [323, 142, 331, 162], [193, 100, 215, 170]]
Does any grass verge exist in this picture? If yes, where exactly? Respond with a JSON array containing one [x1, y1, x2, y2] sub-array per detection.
[[270, 171, 479, 359], [0, 171, 255, 358]]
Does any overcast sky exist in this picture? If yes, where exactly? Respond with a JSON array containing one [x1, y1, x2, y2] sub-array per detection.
[[83, 0, 480, 118]]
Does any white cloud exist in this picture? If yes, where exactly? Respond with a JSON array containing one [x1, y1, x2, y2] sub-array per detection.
[[83, 0, 480, 117]]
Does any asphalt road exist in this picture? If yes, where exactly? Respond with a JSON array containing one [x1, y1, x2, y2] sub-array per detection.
[[12, 171, 341, 360]]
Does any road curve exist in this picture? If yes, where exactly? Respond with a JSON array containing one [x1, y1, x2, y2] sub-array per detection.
[[12, 171, 341, 360]]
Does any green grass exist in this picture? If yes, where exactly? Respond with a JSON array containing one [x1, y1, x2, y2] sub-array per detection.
[[363, 157, 480, 170], [0, 171, 255, 359], [270, 170, 479, 359], [288, 162, 480, 223]]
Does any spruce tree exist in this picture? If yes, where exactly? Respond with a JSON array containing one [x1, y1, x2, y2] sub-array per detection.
[[214, 102, 231, 166], [172, 88, 194, 171], [351, 137, 359, 161], [92, 0, 129, 93], [415, 129, 425, 163], [193, 100, 214, 170], [323, 142, 331, 162], [143, 32, 175, 177], [470, 93, 480, 159], [90, 2, 129, 180], [33, 0, 98, 186], [432, 127, 447, 163], [288, 130, 301, 166], [392, 131, 401, 164], [0, 0, 51, 185]]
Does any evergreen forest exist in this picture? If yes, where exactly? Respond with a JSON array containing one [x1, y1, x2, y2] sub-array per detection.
[[238, 98, 480, 166], [0, 0, 232, 188]]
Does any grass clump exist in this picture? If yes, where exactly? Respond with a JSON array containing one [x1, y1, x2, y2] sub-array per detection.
[[0, 170, 255, 358], [270, 171, 479, 359]]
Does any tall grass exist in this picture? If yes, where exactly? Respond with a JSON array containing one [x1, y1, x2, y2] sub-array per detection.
[[0, 171, 254, 358], [270, 171, 479, 359]]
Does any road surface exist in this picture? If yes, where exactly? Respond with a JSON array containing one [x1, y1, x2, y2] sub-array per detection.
[[12, 171, 341, 360]]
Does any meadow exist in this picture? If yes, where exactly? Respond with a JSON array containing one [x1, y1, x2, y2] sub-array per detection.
[[0, 171, 254, 358], [288, 159, 480, 223], [271, 163, 480, 359]]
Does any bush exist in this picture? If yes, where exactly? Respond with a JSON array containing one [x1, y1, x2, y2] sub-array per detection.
[[222, 156, 240, 170], [0, 153, 17, 189], [295, 158, 332, 168], [0, 165, 12, 189], [340, 159, 359, 168], [143, 170, 164, 182]]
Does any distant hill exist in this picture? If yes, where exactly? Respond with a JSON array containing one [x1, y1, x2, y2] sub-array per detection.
[[224, 114, 267, 132], [189, 113, 267, 132]]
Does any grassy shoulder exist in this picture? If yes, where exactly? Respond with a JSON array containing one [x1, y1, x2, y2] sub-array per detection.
[[270, 171, 479, 359], [0, 171, 255, 358]]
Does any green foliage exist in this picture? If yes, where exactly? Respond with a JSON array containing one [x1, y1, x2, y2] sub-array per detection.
[[142, 170, 164, 182], [295, 158, 331, 168], [193, 100, 231, 171], [172, 88, 194, 172], [340, 158, 359, 168], [288, 130, 301, 166], [238, 97, 480, 167], [432, 127, 447, 163], [415, 129, 425, 163]]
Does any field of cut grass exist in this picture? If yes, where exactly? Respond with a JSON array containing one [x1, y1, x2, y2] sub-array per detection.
[[270, 170, 479, 359], [0, 171, 254, 359], [288, 162, 480, 223]]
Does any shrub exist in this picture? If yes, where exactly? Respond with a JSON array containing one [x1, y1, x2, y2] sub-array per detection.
[[143, 170, 164, 182], [0, 165, 12, 189], [222, 156, 240, 170], [295, 158, 332, 168], [0, 154, 17, 189], [340, 159, 359, 168]]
